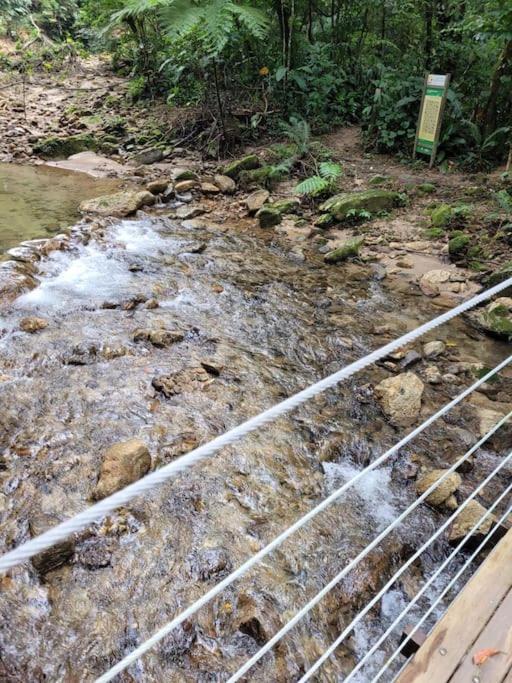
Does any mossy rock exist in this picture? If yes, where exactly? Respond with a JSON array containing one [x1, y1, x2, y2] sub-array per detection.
[[270, 198, 301, 215], [174, 169, 199, 182], [467, 298, 512, 340], [448, 233, 470, 258], [368, 174, 389, 186], [424, 227, 445, 240], [223, 154, 261, 179], [417, 183, 436, 195], [431, 204, 452, 228], [486, 262, 512, 295], [319, 190, 400, 221], [315, 213, 335, 229], [324, 238, 364, 264], [33, 134, 99, 160], [256, 206, 282, 229]]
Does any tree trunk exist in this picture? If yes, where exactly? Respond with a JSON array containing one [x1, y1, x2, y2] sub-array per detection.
[[424, 0, 434, 66], [479, 39, 512, 137]]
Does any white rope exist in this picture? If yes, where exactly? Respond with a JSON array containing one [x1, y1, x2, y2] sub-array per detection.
[[95, 371, 511, 683], [343, 484, 512, 683], [226, 424, 512, 682], [1, 279, 510, 576], [372, 503, 512, 683]]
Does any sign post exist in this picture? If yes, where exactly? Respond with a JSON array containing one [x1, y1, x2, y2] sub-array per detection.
[[413, 73, 450, 168]]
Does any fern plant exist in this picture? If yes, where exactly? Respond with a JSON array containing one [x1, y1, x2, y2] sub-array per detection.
[[295, 162, 343, 197], [279, 116, 311, 158]]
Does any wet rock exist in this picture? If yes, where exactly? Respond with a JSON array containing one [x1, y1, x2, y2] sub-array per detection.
[[374, 372, 424, 427], [400, 350, 422, 369], [175, 179, 199, 193], [132, 148, 164, 165], [30, 514, 74, 575], [79, 190, 155, 218], [186, 547, 232, 581], [223, 154, 260, 179], [6, 246, 40, 263], [152, 366, 212, 397], [319, 189, 400, 220], [76, 537, 113, 569], [63, 343, 98, 365], [146, 179, 170, 195], [19, 317, 48, 334], [159, 623, 196, 664], [201, 182, 220, 194], [448, 500, 495, 544], [92, 438, 151, 500], [175, 204, 206, 220], [133, 327, 184, 347], [467, 298, 512, 339], [0, 261, 37, 302], [324, 238, 364, 264], [415, 469, 462, 508], [244, 189, 270, 215], [423, 340, 446, 358], [145, 298, 159, 309], [256, 206, 281, 229], [214, 174, 236, 194], [419, 269, 466, 297]]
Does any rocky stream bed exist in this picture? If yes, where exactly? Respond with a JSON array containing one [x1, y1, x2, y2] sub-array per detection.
[[0, 156, 511, 682]]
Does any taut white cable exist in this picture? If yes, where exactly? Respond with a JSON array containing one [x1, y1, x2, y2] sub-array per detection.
[[95, 378, 511, 683], [1, 279, 510, 575], [226, 431, 512, 682], [343, 484, 512, 682], [373, 503, 512, 682]]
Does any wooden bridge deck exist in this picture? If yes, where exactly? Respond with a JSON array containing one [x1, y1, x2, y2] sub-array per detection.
[[397, 527, 512, 683]]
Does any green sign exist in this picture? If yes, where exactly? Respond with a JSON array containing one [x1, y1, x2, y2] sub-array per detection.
[[414, 74, 450, 167]]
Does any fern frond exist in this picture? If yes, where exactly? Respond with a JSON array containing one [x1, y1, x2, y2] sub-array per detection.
[[161, 0, 204, 38], [295, 176, 330, 196], [229, 3, 269, 39], [319, 161, 343, 180]]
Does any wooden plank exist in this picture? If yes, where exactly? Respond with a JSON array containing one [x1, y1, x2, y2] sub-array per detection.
[[450, 588, 512, 682], [397, 528, 512, 683]]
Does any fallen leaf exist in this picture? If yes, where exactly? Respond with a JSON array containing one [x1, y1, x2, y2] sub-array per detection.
[[472, 648, 502, 666]]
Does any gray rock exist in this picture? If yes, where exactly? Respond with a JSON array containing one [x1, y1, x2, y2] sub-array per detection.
[[132, 148, 164, 165], [214, 174, 236, 194], [79, 191, 155, 218], [423, 340, 446, 358], [245, 189, 270, 215]]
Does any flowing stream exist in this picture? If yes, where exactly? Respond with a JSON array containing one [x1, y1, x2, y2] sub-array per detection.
[[0, 173, 510, 682]]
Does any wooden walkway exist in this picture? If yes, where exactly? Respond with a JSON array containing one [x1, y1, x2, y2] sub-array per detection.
[[397, 527, 512, 683]]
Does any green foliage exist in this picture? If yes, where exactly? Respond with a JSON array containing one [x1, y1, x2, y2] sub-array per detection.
[[295, 162, 343, 197], [496, 189, 512, 213]]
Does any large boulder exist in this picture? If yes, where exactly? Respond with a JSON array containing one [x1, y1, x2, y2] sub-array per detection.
[[79, 190, 155, 217], [319, 189, 400, 220], [374, 372, 424, 427], [93, 438, 151, 500], [33, 133, 99, 159], [415, 469, 462, 508]]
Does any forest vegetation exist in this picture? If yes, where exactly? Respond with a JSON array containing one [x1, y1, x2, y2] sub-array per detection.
[[0, 0, 511, 168]]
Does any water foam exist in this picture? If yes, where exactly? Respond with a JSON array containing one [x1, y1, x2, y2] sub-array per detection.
[[16, 220, 172, 311]]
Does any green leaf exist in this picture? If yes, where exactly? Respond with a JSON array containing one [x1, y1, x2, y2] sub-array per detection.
[[319, 161, 343, 180], [295, 176, 330, 196]]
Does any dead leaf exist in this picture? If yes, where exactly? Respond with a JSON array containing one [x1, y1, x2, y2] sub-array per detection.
[[472, 648, 503, 666]]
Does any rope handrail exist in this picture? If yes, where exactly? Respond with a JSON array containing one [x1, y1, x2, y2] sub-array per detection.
[[96, 408, 512, 683], [301, 478, 512, 682], [374, 501, 512, 683], [344, 486, 512, 683], [1, 278, 510, 577], [227, 439, 512, 682]]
